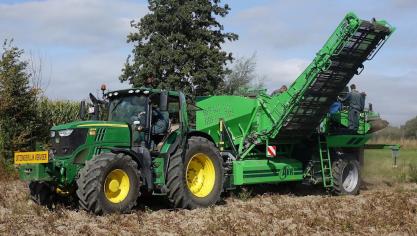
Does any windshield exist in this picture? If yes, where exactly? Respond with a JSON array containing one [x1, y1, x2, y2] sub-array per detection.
[[108, 96, 147, 123]]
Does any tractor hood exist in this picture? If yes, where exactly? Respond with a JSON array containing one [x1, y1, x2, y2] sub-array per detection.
[[51, 120, 129, 131]]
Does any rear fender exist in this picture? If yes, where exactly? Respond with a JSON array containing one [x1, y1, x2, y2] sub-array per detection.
[[187, 131, 215, 144]]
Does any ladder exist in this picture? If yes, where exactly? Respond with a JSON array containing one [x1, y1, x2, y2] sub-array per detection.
[[318, 136, 334, 188]]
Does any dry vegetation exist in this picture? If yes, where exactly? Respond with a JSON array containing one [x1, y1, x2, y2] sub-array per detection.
[[0, 149, 416, 235], [369, 137, 417, 149], [0, 161, 17, 182]]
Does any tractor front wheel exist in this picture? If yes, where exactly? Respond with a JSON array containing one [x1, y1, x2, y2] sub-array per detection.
[[29, 181, 54, 208], [167, 136, 224, 209], [76, 153, 141, 214]]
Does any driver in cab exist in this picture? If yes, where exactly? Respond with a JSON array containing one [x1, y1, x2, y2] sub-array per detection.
[[130, 97, 169, 146]]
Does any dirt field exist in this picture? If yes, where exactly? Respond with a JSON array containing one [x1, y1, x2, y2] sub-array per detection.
[[1, 149, 417, 235], [0, 180, 416, 235]]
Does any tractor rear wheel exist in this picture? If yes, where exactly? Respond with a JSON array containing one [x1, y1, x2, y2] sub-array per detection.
[[332, 157, 361, 195], [76, 153, 141, 214], [167, 136, 224, 209]]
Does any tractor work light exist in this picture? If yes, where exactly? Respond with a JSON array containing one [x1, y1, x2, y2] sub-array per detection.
[[58, 129, 74, 137], [50, 131, 56, 137]]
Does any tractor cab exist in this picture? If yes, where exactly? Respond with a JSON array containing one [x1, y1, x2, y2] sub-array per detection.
[[106, 89, 168, 151], [84, 87, 187, 152]]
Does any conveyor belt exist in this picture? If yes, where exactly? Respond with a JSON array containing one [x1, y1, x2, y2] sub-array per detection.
[[277, 20, 392, 139]]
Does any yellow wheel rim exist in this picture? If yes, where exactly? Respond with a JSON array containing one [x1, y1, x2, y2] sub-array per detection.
[[104, 169, 130, 203], [186, 153, 216, 198]]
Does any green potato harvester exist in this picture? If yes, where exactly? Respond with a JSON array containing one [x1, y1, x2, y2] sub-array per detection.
[[15, 12, 396, 214]]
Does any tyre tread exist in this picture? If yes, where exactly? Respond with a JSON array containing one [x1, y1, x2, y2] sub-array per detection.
[[76, 153, 140, 214], [166, 136, 224, 209]]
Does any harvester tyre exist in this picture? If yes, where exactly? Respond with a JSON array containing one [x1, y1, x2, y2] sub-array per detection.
[[76, 153, 141, 214], [167, 136, 224, 209], [332, 157, 361, 195]]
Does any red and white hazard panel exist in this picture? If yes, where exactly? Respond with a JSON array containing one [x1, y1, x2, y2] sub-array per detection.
[[267, 145, 276, 157]]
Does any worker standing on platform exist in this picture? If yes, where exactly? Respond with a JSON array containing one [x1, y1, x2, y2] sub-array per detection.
[[338, 84, 366, 133]]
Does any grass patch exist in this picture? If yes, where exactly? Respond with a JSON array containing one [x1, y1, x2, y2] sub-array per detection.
[[363, 149, 417, 184], [408, 162, 417, 183]]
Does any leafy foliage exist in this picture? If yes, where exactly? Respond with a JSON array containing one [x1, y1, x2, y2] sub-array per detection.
[[222, 55, 265, 95], [373, 116, 417, 140], [0, 40, 38, 160], [0, 40, 80, 161], [34, 97, 80, 144], [402, 116, 417, 138], [0, 157, 18, 180], [120, 0, 238, 96]]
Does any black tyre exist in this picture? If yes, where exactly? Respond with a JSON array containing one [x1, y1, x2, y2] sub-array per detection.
[[357, 148, 364, 167], [76, 153, 141, 214], [332, 157, 361, 195], [29, 181, 54, 208], [167, 136, 224, 209]]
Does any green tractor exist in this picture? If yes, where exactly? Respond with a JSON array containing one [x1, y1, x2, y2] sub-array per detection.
[[15, 12, 396, 214]]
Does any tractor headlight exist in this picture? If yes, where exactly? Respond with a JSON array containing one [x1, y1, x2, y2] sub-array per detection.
[[50, 131, 56, 137], [58, 129, 74, 137]]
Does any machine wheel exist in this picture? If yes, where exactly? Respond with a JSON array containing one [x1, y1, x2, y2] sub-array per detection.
[[167, 136, 224, 209], [76, 153, 141, 214], [358, 148, 364, 167], [332, 157, 361, 195], [29, 181, 54, 208]]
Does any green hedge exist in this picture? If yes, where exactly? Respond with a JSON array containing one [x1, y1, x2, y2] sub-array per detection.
[[34, 97, 80, 144], [0, 97, 80, 160]]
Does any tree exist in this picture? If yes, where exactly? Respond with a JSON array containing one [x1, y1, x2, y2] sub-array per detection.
[[402, 116, 417, 138], [223, 54, 265, 95], [120, 0, 238, 96], [0, 40, 38, 160]]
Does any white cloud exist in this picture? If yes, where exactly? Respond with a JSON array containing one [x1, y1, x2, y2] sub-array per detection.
[[0, 0, 146, 48], [45, 50, 130, 100], [0, 0, 147, 100], [225, 0, 417, 126], [0, 0, 415, 126], [258, 58, 310, 89], [356, 71, 417, 126]]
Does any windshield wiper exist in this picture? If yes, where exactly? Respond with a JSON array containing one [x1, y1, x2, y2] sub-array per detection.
[[111, 99, 124, 113]]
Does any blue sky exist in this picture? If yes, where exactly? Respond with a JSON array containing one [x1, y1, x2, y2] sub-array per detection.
[[0, 0, 416, 126]]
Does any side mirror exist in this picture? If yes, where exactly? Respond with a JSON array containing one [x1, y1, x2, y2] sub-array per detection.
[[89, 93, 98, 104], [79, 101, 86, 120]]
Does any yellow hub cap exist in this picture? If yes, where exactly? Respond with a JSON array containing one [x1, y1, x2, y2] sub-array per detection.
[[104, 169, 130, 203], [186, 153, 216, 198]]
